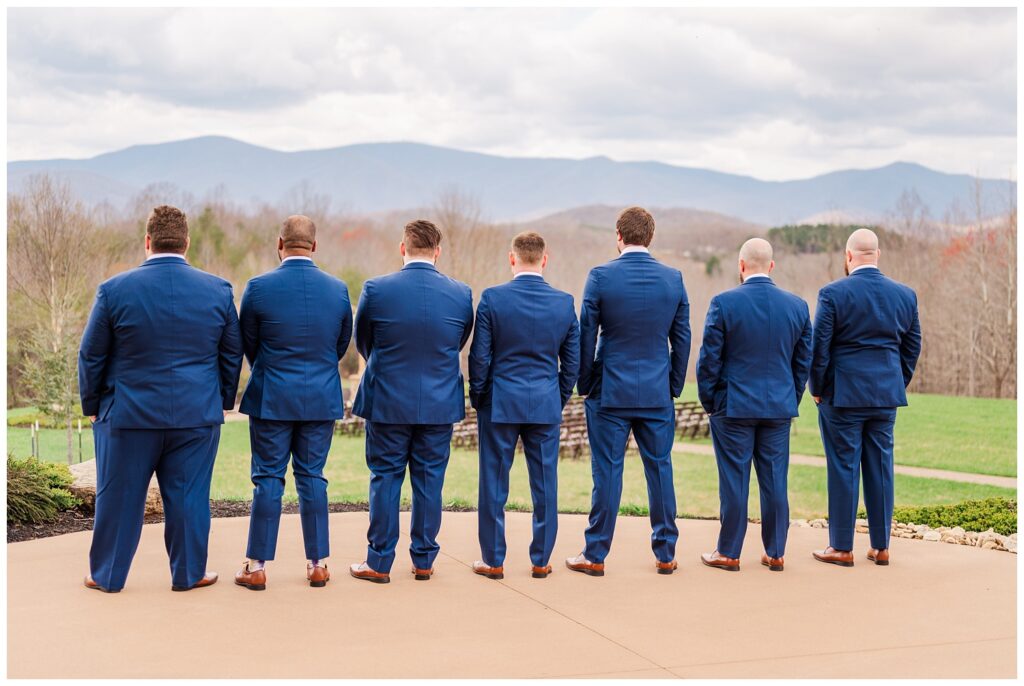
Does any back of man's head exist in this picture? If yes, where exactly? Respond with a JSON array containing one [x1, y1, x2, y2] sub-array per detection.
[[846, 227, 880, 256], [512, 231, 545, 266], [739, 237, 773, 274], [281, 215, 317, 252], [404, 219, 443, 257], [616, 206, 656, 247], [147, 205, 189, 254]]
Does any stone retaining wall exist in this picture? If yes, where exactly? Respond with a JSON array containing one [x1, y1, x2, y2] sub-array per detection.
[[792, 518, 1016, 553]]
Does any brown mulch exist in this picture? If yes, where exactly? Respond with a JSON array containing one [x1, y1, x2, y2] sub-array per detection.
[[7, 500, 477, 544]]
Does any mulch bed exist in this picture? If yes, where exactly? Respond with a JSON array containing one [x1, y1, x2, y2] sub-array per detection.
[[7, 500, 477, 544]]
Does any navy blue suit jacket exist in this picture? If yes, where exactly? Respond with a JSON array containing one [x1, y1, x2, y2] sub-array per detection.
[[352, 262, 474, 424], [468, 274, 580, 424], [696, 276, 813, 419], [238, 258, 353, 421], [577, 251, 690, 409], [78, 255, 244, 429], [809, 267, 922, 408]]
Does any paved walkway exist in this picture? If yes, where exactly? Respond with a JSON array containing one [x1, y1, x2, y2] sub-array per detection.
[[8, 512, 1015, 678], [674, 442, 1018, 489]]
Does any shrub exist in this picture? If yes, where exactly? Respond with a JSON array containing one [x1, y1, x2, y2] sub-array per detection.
[[878, 498, 1017, 536], [7, 454, 80, 524]]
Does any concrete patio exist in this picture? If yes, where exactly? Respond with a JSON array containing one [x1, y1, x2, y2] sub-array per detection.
[[7, 511, 1016, 678]]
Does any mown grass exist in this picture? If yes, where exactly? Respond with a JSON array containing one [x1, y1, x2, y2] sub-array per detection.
[[677, 387, 1017, 478], [10, 420, 1014, 520]]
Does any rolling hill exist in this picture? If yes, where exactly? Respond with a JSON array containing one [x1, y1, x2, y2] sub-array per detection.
[[8, 136, 1013, 225]]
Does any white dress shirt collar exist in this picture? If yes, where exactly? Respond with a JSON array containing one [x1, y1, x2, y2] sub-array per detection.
[[146, 253, 186, 261], [513, 271, 543, 279], [403, 257, 436, 267], [743, 273, 771, 281], [850, 264, 880, 274], [619, 245, 650, 256], [282, 255, 313, 263]]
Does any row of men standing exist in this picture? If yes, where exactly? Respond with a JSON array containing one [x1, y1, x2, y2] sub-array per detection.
[[78, 204, 920, 592]]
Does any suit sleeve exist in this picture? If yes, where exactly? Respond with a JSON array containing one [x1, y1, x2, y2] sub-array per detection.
[[459, 287, 475, 352], [695, 297, 723, 414], [78, 285, 113, 417], [669, 273, 691, 398], [792, 304, 813, 407], [900, 294, 923, 387], [239, 279, 259, 367], [354, 281, 374, 361], [577, 269, 601, 396], [468, 294, 492, 409], [558, 302, 581, 408], [809, 289, 834, 398], [338, 284, 354, 361], [218, 285, 244, 411]]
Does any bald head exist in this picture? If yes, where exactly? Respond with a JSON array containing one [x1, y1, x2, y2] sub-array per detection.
[[845, 227, 880, 272], [280, 215, 317, 257], [738, 237, 774, 280]]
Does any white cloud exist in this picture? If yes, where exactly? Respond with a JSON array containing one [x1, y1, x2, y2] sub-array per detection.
[[7, 7, 1017, 180]]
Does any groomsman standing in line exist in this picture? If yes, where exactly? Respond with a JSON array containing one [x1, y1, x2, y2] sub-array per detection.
[[78, 205, 243, 593], [349, 220, 474, 583], [469, 232, 580, 580], [233, 216, 352, 591], [810, 228, 921, 567], [696, 238, 812, 572], [567, 206, 690, 576]]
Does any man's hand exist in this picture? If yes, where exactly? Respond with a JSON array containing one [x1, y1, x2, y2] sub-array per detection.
[[89, 416, 97, 423], [813, 396, 821, 405]]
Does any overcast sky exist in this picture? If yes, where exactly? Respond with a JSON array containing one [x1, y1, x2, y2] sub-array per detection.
[[7, 7, 1017, 180]]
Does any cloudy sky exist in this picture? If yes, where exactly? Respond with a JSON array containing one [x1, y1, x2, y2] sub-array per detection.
[[7, 7, 1017, 180]]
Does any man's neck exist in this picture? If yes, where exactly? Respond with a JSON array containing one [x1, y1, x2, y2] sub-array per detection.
[[743, 272, 771, 281], [513, 269, 543, 279], [850, 263, 879, 274], [403, 255, 435, 266]]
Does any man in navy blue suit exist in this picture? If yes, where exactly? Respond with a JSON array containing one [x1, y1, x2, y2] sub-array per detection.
[[696, 238, 812, 573], [810, 228, 922, 567], [233, 216, 352, 591], [78, 205, 243, 593], [567, 206, 690, 576], [469, 232, 580, 580], [349, 220, 474, 584]]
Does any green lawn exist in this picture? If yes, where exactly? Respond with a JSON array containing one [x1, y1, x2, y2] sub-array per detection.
[[9, 420, 1015, 520], [678, 388, 1017, 478]]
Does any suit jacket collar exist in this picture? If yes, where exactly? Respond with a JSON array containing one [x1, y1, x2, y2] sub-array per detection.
[[850, 267, 884, 279], [401, 262, 438, 272], [140, 255, 188, 267], [742, 275, 774, 286], [617, 250, 654, 260], [512, 273, 545, 283], [278, 258, 317, 269]]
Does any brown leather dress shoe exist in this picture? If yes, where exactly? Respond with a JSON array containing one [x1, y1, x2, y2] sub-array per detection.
[[656, 560, 678, 575], [565, 553, 604, 577], [349, 562, 390, 584], [83, 575, 119, 593], [172, 571, 218, 592], [412, 566, 434, 581], [761, 554, 784, 572], [812, 547, 854, 567], [235, 562, 267, 591], [472, 561, 504, 580], [700, 551, 740, 572], [307, 563, 330, 587], [867, 548, 890, 566], [531, 565, 553, 579]]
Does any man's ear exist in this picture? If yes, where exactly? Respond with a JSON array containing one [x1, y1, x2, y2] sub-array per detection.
[[434, 246, 441, 260], [311, 240, 317, 254], [278, 236, 285, 252], [400, 241, 407, 257], [508, 251, 516, 268], [183, 236, 190, 256], [541, 253, 548, 269], [145, 234, 151, 251], [768, 260, 775, 273]]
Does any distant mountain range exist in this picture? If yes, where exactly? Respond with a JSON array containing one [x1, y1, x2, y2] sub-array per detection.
[[7, 136, 1014, 225]]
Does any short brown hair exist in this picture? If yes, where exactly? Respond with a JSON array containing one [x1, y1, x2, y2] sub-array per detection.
[[404, 219, 442, 255], [281, 215, 316, 250], [147, 205, 189, 254], [616, 206, 655, 247], [512, 231, 545, 265]]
